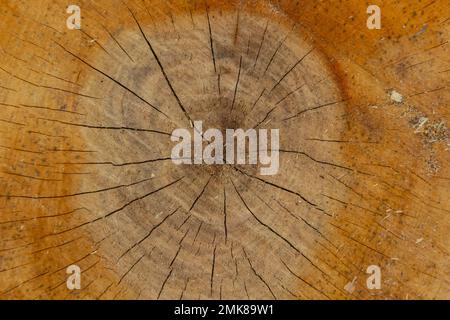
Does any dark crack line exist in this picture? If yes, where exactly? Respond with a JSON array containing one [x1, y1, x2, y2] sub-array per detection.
[[268, 47, 314, 95], [262, 25, 293, 77], [0, 177, 153, 199], [210, 243, 217, 296], [253, 105, 277, 129], [248, 88, 265, 112], [242, 248, 277, 299], [36, 117, 172, 136], [275, 199, 335, 249], [53, 41, 171, 120], [193, 221, 203, 245], [279, 149, 365, 174], [157, 269, 173, 299], [253, 20, 269, 70], [275, 83, 306, 105], [126, 6, 193, 127], [280, 259, 330, 299], [169, 229, 190, 268], [31, 237, 82, 255], [179, 278, 190, 300], [234, 167, 322, 210], [284, 99, 346, 121], [231, 178, 329, 279], [231, 56, 243, 111], [101, 23, 135, 63], [189, 174, 214, 212], [20, 104, 85, 115], [98, 283, 114, 299], [79, 29, 112, 57], [117, 207, 181, 262], [59, 157, 172, 167], [206, 6, 216, 73], [117, 254, 145, 285], [39, 178, 184, 241], [322, 193, 383, 217], [0, 66, 98, 99], [0, 207, 88, 225], [1, 270, 49, 295], [177, 214, 191, 231], [223, 187, 228, 243]]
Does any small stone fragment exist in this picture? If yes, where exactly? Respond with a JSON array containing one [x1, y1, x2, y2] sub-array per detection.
[[390, 90, 403, 103]]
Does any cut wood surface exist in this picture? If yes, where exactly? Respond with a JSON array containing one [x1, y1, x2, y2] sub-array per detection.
[[0, 0, 448, 299]]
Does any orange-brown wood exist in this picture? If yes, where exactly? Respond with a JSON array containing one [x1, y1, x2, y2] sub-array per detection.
[[0, 0, 448, 299]]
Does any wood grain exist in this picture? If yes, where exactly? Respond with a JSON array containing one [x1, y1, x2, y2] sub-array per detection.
[[0, 0, 448, 300]]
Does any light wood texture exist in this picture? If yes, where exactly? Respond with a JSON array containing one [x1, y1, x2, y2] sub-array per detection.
[[0, 0, 448, 300]]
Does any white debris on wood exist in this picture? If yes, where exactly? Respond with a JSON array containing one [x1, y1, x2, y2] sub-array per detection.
[[390, 90, 404, 103], [414, 117, 429, 133], [414, 24, 428, 37], [416, 238, 424, 244]]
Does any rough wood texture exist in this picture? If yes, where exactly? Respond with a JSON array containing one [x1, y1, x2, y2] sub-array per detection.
[[0, 0, 448, 300]]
